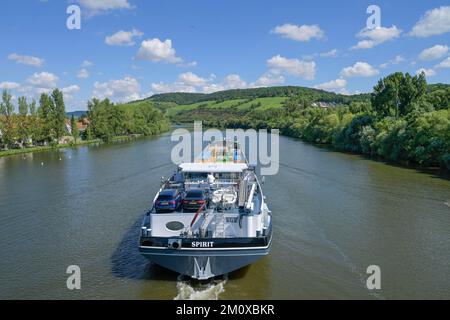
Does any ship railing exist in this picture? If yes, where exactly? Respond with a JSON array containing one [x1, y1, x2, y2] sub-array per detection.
[[184, 178, 238, 189]]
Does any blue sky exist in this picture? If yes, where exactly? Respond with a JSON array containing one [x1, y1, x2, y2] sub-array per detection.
[[0, 0, 449, 111]]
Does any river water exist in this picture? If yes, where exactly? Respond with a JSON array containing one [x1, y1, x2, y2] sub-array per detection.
[[0, 131, 449, 299]]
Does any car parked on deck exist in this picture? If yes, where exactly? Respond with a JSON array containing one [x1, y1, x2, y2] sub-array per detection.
[[182, 189, 207, 212], [155, 189, 182, 213]]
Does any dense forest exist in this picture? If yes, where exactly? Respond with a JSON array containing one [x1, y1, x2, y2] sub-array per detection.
[[153, 72, 450, 172]]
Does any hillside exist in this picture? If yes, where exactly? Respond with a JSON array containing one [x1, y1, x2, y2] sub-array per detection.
[[148, 86, 370, 105], [140, 86, 372, 123], [69, 83, 449, 124], [427, 83, 450, 92], [66, 110, 87, 118]]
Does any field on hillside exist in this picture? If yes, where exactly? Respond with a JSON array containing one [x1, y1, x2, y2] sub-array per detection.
[[153, 96, 289, 120]]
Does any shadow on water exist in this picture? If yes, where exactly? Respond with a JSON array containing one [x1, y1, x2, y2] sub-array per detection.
[[290, 137, 450, 181], [110, 215, 179, 282]]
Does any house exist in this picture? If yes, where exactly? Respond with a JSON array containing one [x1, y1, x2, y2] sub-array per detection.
[[65, 118, 72, 134], [64, 117, 90, 135], [76, 118, 89, 133], [312, 101, 336, 109]]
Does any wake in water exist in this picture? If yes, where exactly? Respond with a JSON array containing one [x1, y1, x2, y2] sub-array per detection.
[[174, 274, 227, 300]]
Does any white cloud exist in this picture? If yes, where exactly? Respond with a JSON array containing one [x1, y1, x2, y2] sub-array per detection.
[[314, 78, 347, 92], [379, 55, 405, 68], [151, 82, 196, 94], [320, 49, 338, 57], [78, 0, 133, 15], [201, 84, 224, 94], [410, 6, 450, 37], [150, 72, 212, 93], [0, 82, 20, 90], [61, 85, 80, 94], [267, 55, 316, 80], [16, 85, 33, 94], [77, 68, 90, 79], [222, 74, 247, 89], [26, 72, 59, 88], [177, 72, 210, 87], [178, 61, 198, 68], [416, 68, 436, 77], [251, 74, 285, 87], [61, 85, 80, 101], [152, 71, 289, 95], [36, 88, 53, 94], [151, 73, 250, 94], [81, 60, 94, 68], [418, 45, 448, 61], [105, 28, 143, 46], [8, 53, 44, 67], [136, 38, 182, 64], [272, 23, 324, 42], [351, 26, 401, 49], [340, 62, 379, 77], [201, 75, 248, 93], [93, 77, 141, 102], [435, 57, 450, 69]]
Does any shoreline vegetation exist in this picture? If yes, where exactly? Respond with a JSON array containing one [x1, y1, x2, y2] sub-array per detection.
[[0, 139, 100, 157], [1, 72, 449, 174], [0, 88, 170, 158], [0, 135, 146, 158], [157, 72, 449, 174]]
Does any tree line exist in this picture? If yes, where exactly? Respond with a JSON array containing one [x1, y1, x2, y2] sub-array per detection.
[[182, 72, 450, 172], [149, 85, 370, 105], [0, 89, 170, 151], [86, 98, 170, 142], [0, 89, 67, 149]]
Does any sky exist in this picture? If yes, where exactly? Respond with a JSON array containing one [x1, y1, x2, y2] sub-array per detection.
[[0, 0, 449, 111]]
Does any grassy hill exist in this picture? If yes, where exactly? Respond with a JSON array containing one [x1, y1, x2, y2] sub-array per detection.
[[69, 83, 449, 124], [137, 86, 371, 123], [149, 86, 370, 105]]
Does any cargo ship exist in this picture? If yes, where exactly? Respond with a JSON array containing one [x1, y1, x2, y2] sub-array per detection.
[[139, 140, 272, 279]]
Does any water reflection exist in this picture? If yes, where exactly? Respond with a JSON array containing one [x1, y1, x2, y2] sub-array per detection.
[[111, 217, 179, 281]]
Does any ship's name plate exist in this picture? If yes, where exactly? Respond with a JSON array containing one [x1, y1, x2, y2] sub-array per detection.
[[191, 241, 214, 248]]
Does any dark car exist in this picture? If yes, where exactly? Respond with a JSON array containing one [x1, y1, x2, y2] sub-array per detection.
[[182, 189, 207, 212], [155, 189, 182, 213]]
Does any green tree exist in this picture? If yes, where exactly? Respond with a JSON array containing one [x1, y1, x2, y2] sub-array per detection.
[[371, 72, 427, 117], [51, 89, 67, 140], [70, 115, 79, 142], [28, 99, 39, 145], [29, 99, 37, 116], [0, 90, 16, 148], [17, 96, 29, 147], [87, 98, 114, 141], [38, 93, 54, 143], [423, 88, 450, 110]]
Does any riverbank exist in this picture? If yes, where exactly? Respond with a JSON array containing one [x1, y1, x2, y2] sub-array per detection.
[[0, 134, 147, 158], [298, 138, 450, 179], [0, 139, 101, 158]]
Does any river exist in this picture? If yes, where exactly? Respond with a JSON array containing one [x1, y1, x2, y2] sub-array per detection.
[[0, 131, 449, 299]]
